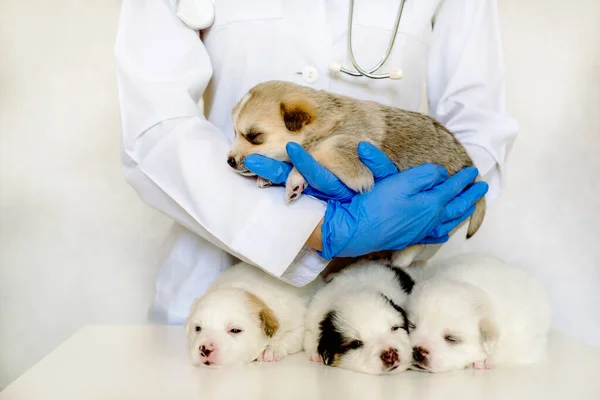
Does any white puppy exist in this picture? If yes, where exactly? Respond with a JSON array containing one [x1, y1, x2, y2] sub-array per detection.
[[304, 260, 415, 375], [185, 262, 324, 368], [407, 253, 552, 373]]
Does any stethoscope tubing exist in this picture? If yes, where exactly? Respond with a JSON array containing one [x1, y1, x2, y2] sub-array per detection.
[[342, 0, 406, 79]]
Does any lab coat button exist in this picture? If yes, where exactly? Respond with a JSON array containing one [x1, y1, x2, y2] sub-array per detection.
[[301, 66, 319, 84]]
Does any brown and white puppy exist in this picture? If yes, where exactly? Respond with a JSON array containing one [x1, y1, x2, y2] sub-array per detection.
[[185, 262, 324, 367], [227, 80, 486, 267]]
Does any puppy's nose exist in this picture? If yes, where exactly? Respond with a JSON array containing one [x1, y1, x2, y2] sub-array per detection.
[[227, 156, 237, 169], [380, 348, 399, 366], [200, 344, 214, 358], [412, 346, 429, 363]]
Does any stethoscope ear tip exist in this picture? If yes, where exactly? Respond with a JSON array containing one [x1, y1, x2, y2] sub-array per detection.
[[389, 69, 403, 80], [328, 61, 342, 73]]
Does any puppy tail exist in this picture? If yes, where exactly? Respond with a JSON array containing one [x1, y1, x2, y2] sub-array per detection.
[[466, 175, 486, 239]]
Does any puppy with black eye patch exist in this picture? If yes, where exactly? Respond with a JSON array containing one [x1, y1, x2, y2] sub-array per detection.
[[185, 262, 324, 368], [228, 80, 487, 268], [303, 259, 415, 375], [407, 253, 552, 373]]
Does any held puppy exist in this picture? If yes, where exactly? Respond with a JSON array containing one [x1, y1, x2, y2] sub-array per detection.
[[228, 80, 486, 267], [304, 259, 415, 375], [407, 253, 552, 373], [185, 262, 324, 368]]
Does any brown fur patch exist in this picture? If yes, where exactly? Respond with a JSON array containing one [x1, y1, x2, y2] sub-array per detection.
[[479, 317, 499, 354], [245, 292, 279, 338], [280, 96, 317, 132]]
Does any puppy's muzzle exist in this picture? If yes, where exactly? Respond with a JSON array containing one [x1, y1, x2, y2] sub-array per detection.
[[226, 155, 255, 177], [200, 344, 214, 358], [412, 346, 429, 366], [380, 348, 400, 370], [227, 156, 238, 169]]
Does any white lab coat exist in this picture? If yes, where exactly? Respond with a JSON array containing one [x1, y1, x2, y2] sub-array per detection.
[[114, 0, 518, 324]]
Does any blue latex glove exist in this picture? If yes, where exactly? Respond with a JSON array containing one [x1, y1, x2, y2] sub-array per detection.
[[319, 165, 488, 260], [244, 142, 396, 202], [244, 141, 488, 256]]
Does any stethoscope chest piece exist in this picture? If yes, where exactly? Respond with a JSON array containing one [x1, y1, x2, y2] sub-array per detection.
[[176, 0, 215, 30]]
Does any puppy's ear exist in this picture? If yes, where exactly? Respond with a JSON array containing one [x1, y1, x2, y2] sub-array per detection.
[[479, 317, 499, 354], [280, 96, 317, 132], [317, 311, 343, 366], [379, 292, 411, 332], [245, 292, 279, 338]]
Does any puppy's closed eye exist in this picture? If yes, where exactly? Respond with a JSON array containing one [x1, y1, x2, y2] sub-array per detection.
[[344, 340, 363, 350], [444, 334, 462, 344], [244, 131, 263, 145]]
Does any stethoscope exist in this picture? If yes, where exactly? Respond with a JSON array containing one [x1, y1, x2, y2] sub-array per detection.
[[175, 0, 405, 80]]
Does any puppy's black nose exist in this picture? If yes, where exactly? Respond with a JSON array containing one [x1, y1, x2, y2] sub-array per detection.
[[380, 348, 399, 366], [227, 156, 237, 169], [200, 345, 213, 357], [412, 346, 429, 363]]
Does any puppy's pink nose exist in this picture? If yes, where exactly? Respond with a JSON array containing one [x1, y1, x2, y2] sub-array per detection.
[[200, 344, 214, 358], [380, 348, 399, 367]]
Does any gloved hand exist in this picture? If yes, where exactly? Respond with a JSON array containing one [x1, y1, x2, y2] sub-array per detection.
[[319, 165, 488, 260], [244, 142, 396, 202], [245, 141, 488, 257]]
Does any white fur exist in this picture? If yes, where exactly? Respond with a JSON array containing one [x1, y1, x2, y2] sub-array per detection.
[[304, 260, 413, 375], [185, 262, 324, 368], [407, 253, 552, 373]]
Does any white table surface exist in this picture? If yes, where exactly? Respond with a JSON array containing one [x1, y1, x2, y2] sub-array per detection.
[[1, 325, 599, 400]]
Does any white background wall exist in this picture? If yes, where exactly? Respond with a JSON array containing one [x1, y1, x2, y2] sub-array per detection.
[[0, 0, 598, 390]]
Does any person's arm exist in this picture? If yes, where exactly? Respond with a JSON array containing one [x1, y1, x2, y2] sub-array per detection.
[[306, 220, 323, 252], [114, 0, 327, 278], [427, 0, 519, 202]]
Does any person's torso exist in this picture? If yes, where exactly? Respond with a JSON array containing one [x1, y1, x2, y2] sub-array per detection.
[[201, 0, 442, 138]]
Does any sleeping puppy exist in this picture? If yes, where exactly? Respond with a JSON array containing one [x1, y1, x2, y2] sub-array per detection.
[[407, 253, 552, 373], [185, 262, 324, 368], [227, 80, 486, 268], [303, 259, 415, 375]]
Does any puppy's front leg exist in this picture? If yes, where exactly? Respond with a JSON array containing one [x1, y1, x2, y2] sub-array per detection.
[[258, 326, 305, 362], [303, 329, 323, 363], [310, 136, 375, 194], [284, 136, 377, 204]]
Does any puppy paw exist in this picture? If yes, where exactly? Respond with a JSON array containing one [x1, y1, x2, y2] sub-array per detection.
[[257, 177, 273, 188], [308, 352, 323, 363], [391, 245, 423, 269], [285, 170, 306, 204], [258, 347, 286, 362], [469, 359, 492, 370]]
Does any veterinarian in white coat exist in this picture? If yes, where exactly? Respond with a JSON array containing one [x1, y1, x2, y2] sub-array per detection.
[[114, 0, 518, 324]]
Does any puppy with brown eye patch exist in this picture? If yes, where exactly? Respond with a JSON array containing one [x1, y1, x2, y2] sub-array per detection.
[[406, 253, 552, 373], [185, 262, 324, 368], [303, 259, 416, 375], [228, 80, 487, 268]]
